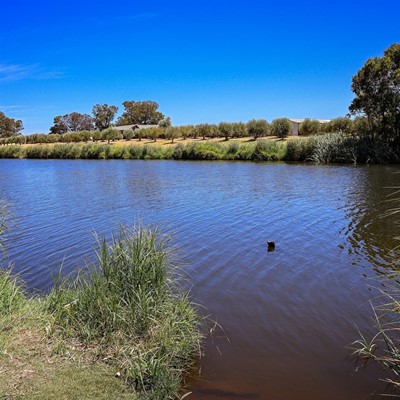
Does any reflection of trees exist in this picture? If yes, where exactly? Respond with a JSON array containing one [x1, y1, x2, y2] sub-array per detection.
[[341, 166, 400, 274]]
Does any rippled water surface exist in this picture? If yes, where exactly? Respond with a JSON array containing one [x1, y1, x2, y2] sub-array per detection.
[[1, 159, 399, 399]]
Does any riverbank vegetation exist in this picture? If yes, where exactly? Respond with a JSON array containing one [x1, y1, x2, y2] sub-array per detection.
[[0, 214, 202, 399], [0, 133, 398, 164]]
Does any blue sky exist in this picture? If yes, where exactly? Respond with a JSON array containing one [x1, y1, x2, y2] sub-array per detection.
[[1, 0, 399, 134]]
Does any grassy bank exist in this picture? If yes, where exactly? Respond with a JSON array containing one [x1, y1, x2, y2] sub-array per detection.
[[0, 134, 398, 163], [0, 226, 202, 399]]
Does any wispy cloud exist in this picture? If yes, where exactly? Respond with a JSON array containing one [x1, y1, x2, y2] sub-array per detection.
[[0, 104, 57, 112], [0, 63, 64, 83]]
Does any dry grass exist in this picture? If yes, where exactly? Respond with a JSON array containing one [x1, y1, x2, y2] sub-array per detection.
[[18, 135, 298, 149]]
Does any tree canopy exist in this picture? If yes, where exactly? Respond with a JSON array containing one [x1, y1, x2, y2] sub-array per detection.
[[247, 119, 270, 140], [92, 104, 118, 131], [299, 119, 320, 135], [0, 111, 23, 138], [50, 112, 94, 134], [116, 101, 165, 125], [349, 43, 400, 139], [271, 118, 291, 140]]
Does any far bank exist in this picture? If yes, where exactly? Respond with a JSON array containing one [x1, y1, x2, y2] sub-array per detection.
[[0, 134, 399, 164]]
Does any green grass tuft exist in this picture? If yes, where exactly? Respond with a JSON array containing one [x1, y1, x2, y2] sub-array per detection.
[[0, 221, 202, 399], [45, 226, 202, 399]]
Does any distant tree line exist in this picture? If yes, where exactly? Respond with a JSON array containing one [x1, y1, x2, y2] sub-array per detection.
[[1, 42, 399, 151], [0, 115, 368, 146]]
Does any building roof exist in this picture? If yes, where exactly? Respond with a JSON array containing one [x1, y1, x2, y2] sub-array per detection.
[[136, 124, 159, 129], [289, 119, 331, 124], [113, 124, 159, 131], [113, 124, 137, 130]]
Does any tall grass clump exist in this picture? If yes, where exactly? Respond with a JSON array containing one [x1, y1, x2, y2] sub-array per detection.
[[25, 145, 53, 159], [236, 141, 256, 160], [80, 143, 107, 159], [308, 133, 355, 163], [285, 137, 316, 161], [45, 226, 202, 399], [127, 144, 144, 159], [0, 201, 26, 316], [0, 145, 25, 159], [184, 142, 226, 160], [252, 139, 286, 161], [50, 144, 83, 159], [0, 270, 26, 316], [351, 266, 400, 395], [142, 145, 174, 160]]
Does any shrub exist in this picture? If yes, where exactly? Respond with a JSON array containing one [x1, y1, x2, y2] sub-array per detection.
[[108, 145, 130, 159], [271, 118, 292, 140], [173, 143, 184, 159], [299, 119, 321, 136], [0, 270, 26, 315], [0, 145, 25, 158], [218, 122, 233, 141], [123, 129, 134, 141], [252, 139, 286, 161], [50, 144, 82, 159], [247, 119, 270, 140], [127, 145, 143, 159], [285, 137, 316, 161], [101, 128, 121, 143], [25, 145, 52, 159]]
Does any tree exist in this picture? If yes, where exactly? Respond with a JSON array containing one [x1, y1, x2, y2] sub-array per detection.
[[196, 123, 211, 140], [123, 129, 134, 141], [218, 122, 233, 141], [92, 104, 118, 131], [231, 122, 248, 138], [178, 125, 193, 140], [116, 101, 165, 125], [299, 119, 320, 135], [146, 127, 162, 142], [349, 43, 400, 140], [158, 117, 171, 129], [0, 111, 23, 138], [165, 126, 178, 143], [326, 117, 353, 135], [271, 118, 291, 140], [68, 112, 94, 132], [50, 112, 94, 134], [247, 119, 269, 140], [50, 116, 68, 134], [352, 116, 370, 137], [101, 128, 121, 144]]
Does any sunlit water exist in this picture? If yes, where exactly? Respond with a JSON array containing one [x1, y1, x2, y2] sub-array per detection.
[[1, 159, 399, 399]]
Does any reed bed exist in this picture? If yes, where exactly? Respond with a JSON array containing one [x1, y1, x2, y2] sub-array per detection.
[[0, 134, 399, 163]]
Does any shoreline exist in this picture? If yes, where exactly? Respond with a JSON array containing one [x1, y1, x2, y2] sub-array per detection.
[[0, 134, 399, 164]]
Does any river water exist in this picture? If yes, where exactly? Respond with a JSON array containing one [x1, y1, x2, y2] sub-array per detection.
[[1, 159, 399, 399]]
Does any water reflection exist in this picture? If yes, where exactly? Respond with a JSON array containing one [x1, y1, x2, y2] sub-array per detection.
[[339, 166, 400, 274]]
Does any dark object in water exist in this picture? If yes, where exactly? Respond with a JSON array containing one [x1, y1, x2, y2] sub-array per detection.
[[267, 241, 275, 252]]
